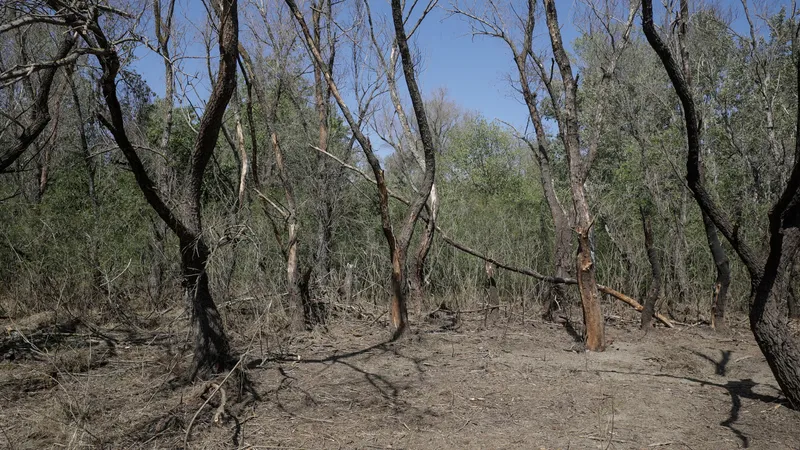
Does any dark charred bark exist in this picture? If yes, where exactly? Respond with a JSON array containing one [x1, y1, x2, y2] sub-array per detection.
[[640, 205, 662, 329], [789, 257, 800, 321], [643, 0, 800, 408], [87, 0, 238, 379], [702, 212, 731, 330], [181, 237, 231, 379], [674, 0, 732, 329]]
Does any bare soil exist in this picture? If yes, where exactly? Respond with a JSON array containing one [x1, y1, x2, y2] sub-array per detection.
[[1, 310, 799, 449]]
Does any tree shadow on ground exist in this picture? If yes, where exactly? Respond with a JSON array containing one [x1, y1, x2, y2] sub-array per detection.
[[593, 369, 786, 448], [688, 348, 732, 376], [252, 336, 430, 421]]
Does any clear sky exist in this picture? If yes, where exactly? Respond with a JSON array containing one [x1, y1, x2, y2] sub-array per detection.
[[131, 0, 794, 154]]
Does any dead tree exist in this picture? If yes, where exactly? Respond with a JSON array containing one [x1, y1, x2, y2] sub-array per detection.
[[365, 0, 439, 305], [285, 0, 437, 338], [310, 0, 338, 295], [451, 0, 573, 321], [239, 9, 317, 329], [67, 0, 239, 379], [312, 144, 674, 329], [643, 0, 800, 408]]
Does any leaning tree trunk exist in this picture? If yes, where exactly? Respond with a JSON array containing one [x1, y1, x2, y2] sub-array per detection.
[[643, 0, 800, 408]]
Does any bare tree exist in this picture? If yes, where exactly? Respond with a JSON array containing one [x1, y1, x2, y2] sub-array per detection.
[[60, 0, 240, 378], [451, 0, 573, 321], [285, 0, 437, 337], [0, 2, 77, 173], [366, 0, 439, 304], [642, 0, 800, 408]]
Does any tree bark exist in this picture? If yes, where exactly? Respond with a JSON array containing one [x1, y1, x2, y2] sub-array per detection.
[[702, 211, 731, 330], [543, 0, 604, 350], [640, 205, 662, 329], [674, 0, 732, 329], [88, 0, 238, 379], [643, 0, 800, 408], [311, 0, 336, 292], [789, 257, 800, 321]]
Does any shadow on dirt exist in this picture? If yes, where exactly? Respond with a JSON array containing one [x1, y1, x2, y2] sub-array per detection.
[[594, 369, 786, 448], [689, 348, 732, 376]]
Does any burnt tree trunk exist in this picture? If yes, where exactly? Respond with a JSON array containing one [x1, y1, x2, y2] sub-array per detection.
[[789, 257, 800, 321], [90, 0, 238, 379], [181, 237, 231, 378], [702, 212, 731, 330], [674, 0, 732, 329], [640, 205, 662, 329], [643, 0, 800, 408]]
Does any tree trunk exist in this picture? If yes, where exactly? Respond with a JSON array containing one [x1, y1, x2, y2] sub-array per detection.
[[271, 131, 307, 330], [90, 0, 238, 379], [411, 185, 438, 302], [640, 205, 662, 329], [702, 211, 731, 330], [544, 0, 605, 350], [750, 231, 800, 409], [642, 0, 800, 408], [312, 0, 335, 293], [181, 237, 231, 379], [789, 257, 800, 321]]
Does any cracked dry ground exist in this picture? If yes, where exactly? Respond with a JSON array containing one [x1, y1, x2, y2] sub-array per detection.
[[2, 315, 799, 449]]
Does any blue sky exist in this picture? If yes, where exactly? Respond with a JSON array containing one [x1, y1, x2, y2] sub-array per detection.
[[132, 0, 793, 154]]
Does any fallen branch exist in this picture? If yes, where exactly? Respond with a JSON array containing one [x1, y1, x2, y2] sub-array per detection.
[[311, 144, 674, 328]]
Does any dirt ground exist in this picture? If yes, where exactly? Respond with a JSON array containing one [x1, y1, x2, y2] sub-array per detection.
[[1, 308, 799, 449]]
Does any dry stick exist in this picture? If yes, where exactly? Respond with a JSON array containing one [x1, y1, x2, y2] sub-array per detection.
[[310, 145, 674, 328], [183, 354, 244, 448]]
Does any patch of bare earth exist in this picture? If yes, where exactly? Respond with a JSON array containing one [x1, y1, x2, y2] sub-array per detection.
[[1, 311, 799, 449]]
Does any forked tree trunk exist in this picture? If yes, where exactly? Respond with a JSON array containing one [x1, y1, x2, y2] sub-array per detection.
[[287, 0, 436, 338], [543, 0, 605, 350], [89, 0, 238, 379]]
